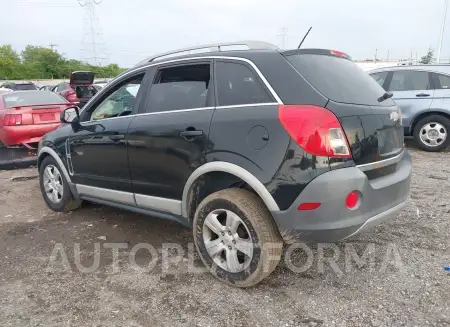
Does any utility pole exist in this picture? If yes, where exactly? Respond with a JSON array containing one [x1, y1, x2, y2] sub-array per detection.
[[437, 0, 449, 63], [277, 27, 288, 48], [48, 43, 58, 51], [374, 48, 378, 62], [387, 50, 390, 61], [78, 0, 108, 66]]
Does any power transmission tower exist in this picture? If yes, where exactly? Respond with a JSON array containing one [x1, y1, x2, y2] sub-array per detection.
[[78, 0, 109, 66], [48, 43, 58, 51], [277, 27, 288, 48]]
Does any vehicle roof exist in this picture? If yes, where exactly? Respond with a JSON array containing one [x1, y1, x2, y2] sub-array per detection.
[[369, 64, 450, 74]]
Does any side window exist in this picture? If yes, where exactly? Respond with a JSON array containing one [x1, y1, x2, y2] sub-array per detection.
[[434, 73, 450, 89], [89, 76, 143, 121], [388, 71, 431, 91], [215, 61, 273, 106], [145, 64, 210, 113], [369, 71, 388, 89]]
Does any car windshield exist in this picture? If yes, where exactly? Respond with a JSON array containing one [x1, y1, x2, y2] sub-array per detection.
[[2, 91, 65, 108], [14, 83, 38, 91]]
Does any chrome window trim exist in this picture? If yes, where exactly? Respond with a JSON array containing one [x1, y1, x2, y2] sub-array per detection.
[[81, 55, 283, 120], [79, 102, 279, 125], [356, 150, 405, 172]]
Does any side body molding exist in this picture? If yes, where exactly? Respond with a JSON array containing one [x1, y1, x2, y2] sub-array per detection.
[[38, 146, 72, 184], [181, 162, 280, 218]]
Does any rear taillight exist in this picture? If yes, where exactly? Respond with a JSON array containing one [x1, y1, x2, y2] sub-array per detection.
[[3, 114, 22, 126], [278, 105, 351, 158], [67, 90, 78, 103]]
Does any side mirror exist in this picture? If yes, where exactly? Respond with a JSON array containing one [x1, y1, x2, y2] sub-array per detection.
[[61, 106, 80, 124]]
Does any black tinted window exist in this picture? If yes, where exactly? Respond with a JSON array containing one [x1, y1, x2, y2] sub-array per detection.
[[286, 54, 394, 106], [434, 73, 450, 89], [389, 71, 431, 91], [146, 64, 210, 112], [370, 71, 388, 89], [216, 62, 272, 106]]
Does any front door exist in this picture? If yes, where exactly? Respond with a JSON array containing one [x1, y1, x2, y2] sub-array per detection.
[[68, 71, 148, 196], [127, 60, 215, 213], [386, 70, 434, 132]]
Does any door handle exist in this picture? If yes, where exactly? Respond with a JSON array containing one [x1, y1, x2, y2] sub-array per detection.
[[416, 93, 430, 97], [180, 129, 203, 140]]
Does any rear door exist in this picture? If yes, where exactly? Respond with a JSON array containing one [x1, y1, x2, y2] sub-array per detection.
[[430, 72, 450, 112], [385, 70, 434, 131], [127, 60, 215, 210]]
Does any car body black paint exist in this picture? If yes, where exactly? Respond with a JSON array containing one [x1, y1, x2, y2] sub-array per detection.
[[39, 47, 407, 220]]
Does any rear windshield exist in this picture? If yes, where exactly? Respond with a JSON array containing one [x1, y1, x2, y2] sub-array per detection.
[[285, 54, 394, 106], [14, 83, 38, 91], [2, 91, 65, 108]]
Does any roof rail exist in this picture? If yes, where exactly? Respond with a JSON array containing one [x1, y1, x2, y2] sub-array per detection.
[[135, 40, 278, 66]]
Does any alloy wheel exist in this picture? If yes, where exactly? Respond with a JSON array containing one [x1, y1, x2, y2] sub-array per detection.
[[420, 122, 447, 147], [202, 209, 254, 273], [43, 165, 64, 203]]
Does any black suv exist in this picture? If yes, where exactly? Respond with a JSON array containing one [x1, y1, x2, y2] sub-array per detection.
[[37, 41, 411, 287]]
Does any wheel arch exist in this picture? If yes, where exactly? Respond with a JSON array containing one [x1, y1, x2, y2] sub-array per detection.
[[38, 146, 72, 184], [182, 162, 280, 220], [410, 110, 450, 134]]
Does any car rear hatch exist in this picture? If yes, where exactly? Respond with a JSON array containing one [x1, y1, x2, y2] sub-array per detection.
[[69, 71, 96, 101], [283, 50, 403, 175]]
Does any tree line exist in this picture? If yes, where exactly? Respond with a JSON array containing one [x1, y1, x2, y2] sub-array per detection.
[[0, 44, 126, 80]]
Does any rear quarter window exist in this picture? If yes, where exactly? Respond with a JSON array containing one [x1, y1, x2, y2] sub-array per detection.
[[285, 54, 394, 106]]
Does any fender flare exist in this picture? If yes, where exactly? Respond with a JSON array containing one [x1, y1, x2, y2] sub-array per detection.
[[181, 162, 280, 218], [38, 146, 72, 184]]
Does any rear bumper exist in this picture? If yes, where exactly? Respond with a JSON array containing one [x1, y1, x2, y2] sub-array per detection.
[[271, 151, 412, 243], [0, 123, 60, 147]]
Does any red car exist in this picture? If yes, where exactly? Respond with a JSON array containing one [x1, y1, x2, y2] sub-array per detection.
[[0, 91, 72, 149], [52, 71, 97, 108]]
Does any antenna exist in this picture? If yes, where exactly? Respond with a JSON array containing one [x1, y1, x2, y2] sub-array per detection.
[[297, 26, 312, 49], [78, 0, 109, 66]]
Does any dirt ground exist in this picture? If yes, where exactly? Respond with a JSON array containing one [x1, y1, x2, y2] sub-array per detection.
[[0, 142, 449, 327]]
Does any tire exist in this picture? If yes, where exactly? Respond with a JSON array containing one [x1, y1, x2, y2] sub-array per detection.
[[193, 188, 282, 287], [39, 156, 82, 212], [413, 115, 450, 152]]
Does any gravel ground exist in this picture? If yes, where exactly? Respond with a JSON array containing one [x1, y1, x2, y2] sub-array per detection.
[[0, 143, 449, 327]]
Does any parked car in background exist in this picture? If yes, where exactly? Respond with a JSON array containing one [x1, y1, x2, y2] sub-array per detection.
[[93, 80, 109, 90], [0, 82, 39, 91], [37, 41, 411, 287], [52, 71, 97, 108], [0, 91, 72, 148], [0, 88, 12, 95], [369, 65, 450, 151], [40, 85, 55, 91]]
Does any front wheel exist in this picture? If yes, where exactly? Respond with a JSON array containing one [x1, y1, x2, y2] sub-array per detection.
[[39, 156, 82, 212], [413, 115, 450, 152], [193, 188, 282, 287]]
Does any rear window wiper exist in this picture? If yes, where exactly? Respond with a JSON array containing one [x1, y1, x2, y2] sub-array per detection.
[[377, 92, 393, 103]]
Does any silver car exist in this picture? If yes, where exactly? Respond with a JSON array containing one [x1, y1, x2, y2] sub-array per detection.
[[369, 65, 450, 151]]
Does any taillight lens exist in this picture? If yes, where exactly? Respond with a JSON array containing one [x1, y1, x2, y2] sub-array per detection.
[[3, 114, 22, 126], [67, 90, 78, 103], [278, 105, 351, 158]]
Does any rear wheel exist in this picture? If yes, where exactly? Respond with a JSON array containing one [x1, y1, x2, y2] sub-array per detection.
[[193, 188, 282, 287], [39, 156, 82, 212], [413, 115, 450, 152]]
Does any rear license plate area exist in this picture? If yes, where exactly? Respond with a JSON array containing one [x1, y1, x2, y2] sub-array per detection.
[[39, 113, 55, 121]]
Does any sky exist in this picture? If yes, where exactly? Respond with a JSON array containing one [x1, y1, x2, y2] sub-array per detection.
[[1, 0, 449, 67]]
